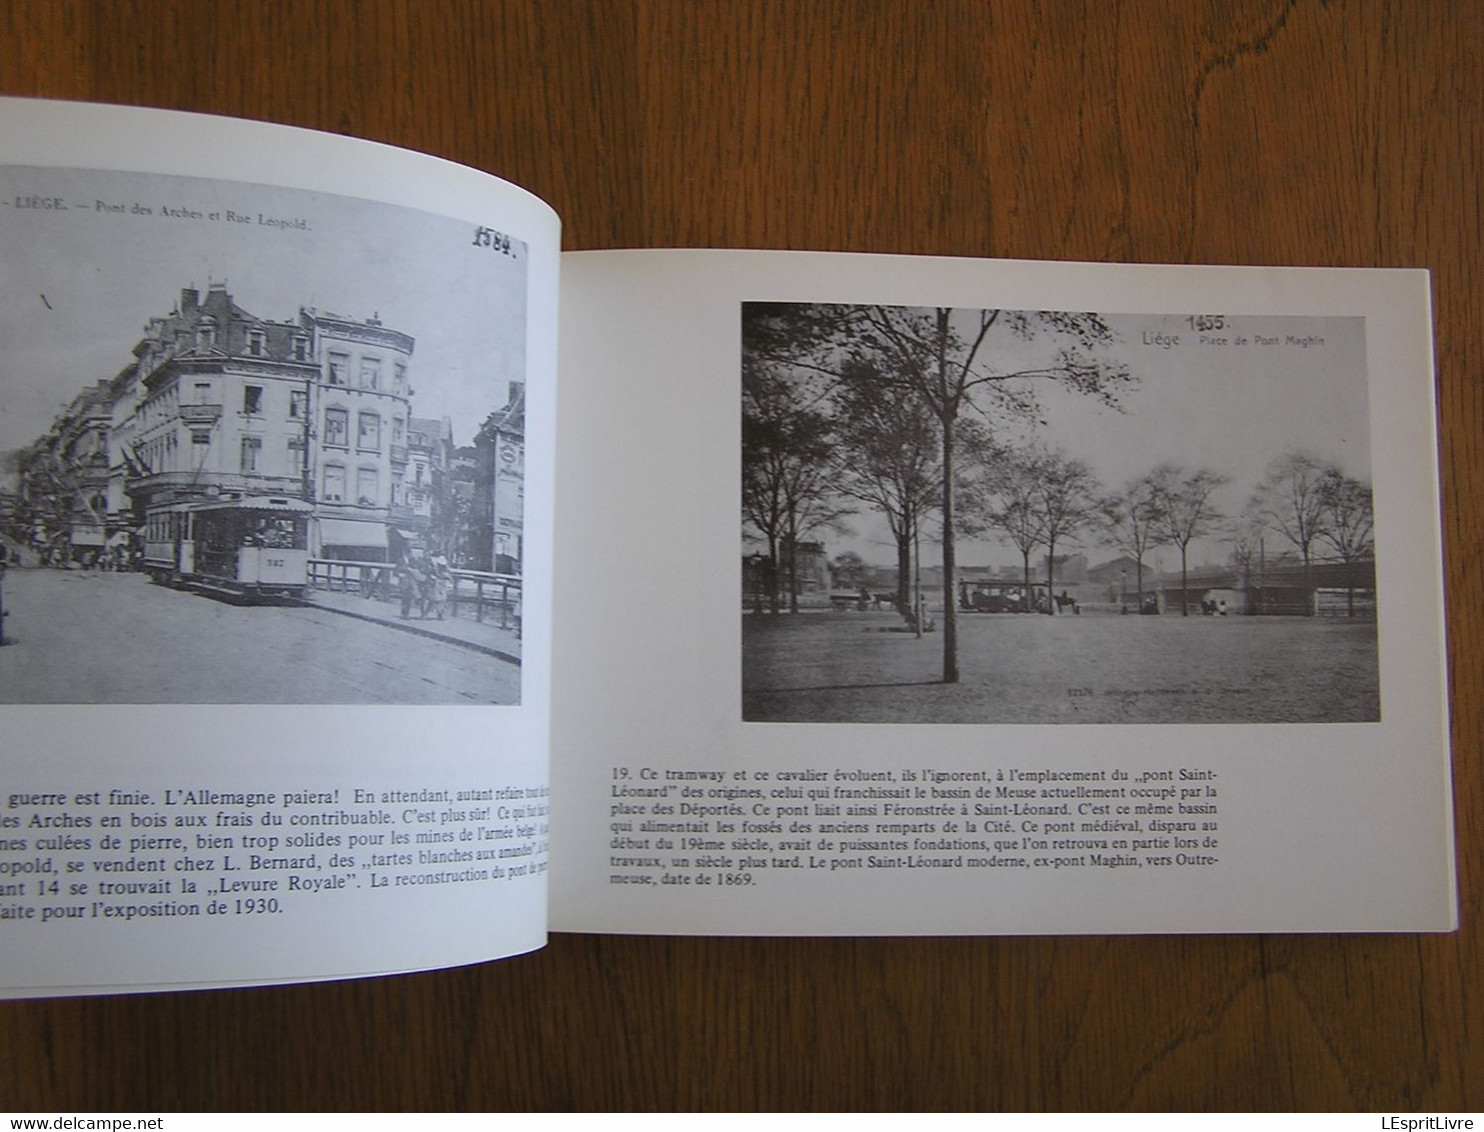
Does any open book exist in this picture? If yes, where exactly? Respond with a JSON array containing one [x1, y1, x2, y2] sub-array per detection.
[[0, 99, 1456, 998]]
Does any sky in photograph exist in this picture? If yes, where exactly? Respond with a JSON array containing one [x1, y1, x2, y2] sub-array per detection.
[[0, 164, 528, 455], [759, 307, 1371, 572]]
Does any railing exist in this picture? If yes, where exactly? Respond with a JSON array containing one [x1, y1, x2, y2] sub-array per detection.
[[306, 557, 370, 593], [451, 572, 522, 628], [306, 558, 521, 628], [179, 403, 223, 424]]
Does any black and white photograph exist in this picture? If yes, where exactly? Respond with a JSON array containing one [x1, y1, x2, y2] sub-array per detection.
[[742, 302, 1377, 724], [0, 166, 528, 704]]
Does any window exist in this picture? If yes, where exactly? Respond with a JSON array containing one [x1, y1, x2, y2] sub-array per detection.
[[194, 382, 213, 404], [324, 408, 348, 447], [356, 467, 379, 507], [323, 464, 345, 502], [292, 335, 310, 362], [393, 361, 407, 394], [243, 385, 263, 415], [357, 412, 381, 452], [289, 390, 307, 419], [240, 436, 261, 473], [358, 357, 381, 390], [392, 417, 405, 444], [246, 328, 267, 357], [327, 352, 349, 386], [196, 318, 216, 349], [287, 438, 305, 473]]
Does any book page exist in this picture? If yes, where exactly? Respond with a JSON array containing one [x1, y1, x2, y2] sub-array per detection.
[[0, 99, 559, 996], [550, 249, 1454, 935]]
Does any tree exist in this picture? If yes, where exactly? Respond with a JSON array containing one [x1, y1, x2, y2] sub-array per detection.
[[1149, 464, 1228, 615], [1099, 474, 1165, 611], [829, 358, 941, 617], [741, 361, 847, 613], [830, 550, 869, 590], [1033, 449, 1101, 613], [1317, 470, 1374, 616], [1224, 514, 1264, 612], [747, 303, 1130, 681], [960, 442, 1043, 612], [1249, 452, 1331, 613]]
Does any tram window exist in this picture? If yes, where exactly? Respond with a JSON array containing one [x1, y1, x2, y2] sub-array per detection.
[[246, 517, 299, 549]]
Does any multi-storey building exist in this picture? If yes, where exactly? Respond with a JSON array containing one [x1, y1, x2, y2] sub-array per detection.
[[57, 383, 113, 557], [14, 283, 419, 565], [13, 382, 113, 563], [391, 415, 451, 556], [130, 284, 319, 515], [473, 381, 524, 575], [307, 308, 415, 560]]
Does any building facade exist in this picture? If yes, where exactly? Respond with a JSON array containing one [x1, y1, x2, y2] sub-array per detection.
[[307, 308, 415, 561], [473, 382, 524, 575], [11, 284, 420, 566]]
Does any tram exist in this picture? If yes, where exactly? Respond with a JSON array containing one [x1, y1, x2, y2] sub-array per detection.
[[143, 495, 312, 601]]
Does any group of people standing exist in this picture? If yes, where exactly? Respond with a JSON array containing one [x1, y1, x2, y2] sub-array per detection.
[[15, 542, 131, 571], [395, 554, 452, 621]]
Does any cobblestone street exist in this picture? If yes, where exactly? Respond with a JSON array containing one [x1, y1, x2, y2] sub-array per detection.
[[0, 567, 520, 704]]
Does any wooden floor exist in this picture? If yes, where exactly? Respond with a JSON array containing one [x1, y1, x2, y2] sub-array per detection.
[[1, 0, 1479, 1111]]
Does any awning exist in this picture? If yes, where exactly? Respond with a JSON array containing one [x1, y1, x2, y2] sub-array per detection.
[[318, 518, 388, 549]]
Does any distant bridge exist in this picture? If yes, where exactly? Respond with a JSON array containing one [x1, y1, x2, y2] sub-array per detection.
[[1162, 559, 1374, 591]]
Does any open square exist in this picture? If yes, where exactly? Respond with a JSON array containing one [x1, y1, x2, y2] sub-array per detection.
[[743, 610, 1380, 724]]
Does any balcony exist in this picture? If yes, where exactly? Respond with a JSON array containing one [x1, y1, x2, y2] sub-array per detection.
[[179, 403, 223, 425], [390, 504, 428, 523]]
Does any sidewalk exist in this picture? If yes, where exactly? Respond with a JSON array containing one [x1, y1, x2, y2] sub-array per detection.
[[306, 584, 521, 664]]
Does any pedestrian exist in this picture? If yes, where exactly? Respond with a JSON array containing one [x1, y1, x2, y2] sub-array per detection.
[[396, 557, 417, 619], [363, 564, 388, 601], [415, 558, 433, 618], [431, 560, 451, 621]]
